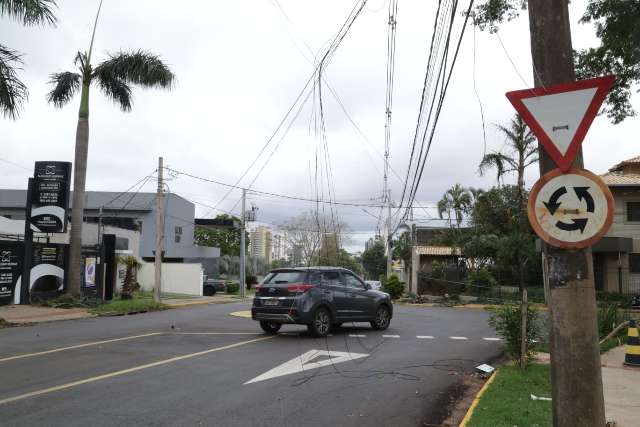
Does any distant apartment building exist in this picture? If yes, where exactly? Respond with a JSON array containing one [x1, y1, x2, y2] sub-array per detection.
[[365, 235, 382, 251], [249, 225, 273, 264], [271, 233, 289, 262]]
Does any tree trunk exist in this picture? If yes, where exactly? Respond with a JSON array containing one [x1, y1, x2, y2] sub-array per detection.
[[67, 83, 90, 298]]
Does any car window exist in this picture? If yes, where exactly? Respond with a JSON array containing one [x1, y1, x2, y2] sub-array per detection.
[[320, 271, 342, 286], [263, 271, 306, 284], [344, 273, 365, 289]]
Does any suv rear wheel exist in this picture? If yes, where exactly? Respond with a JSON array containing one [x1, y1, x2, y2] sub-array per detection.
[[260, 321, 282, 334], [308, 307, 331, 337], [371, 305, 391, 330]]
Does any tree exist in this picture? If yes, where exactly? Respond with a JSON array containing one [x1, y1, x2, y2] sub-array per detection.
[[437, 184, 472, 229], [361, 241, 386, 279], [118, 255, 141, 300], [0, 0, 57, 119], [478, 114, 537, 203], [194, 215, 247, 256], [471, 0, 640, 123], [281, 211, 348, 266], [46, 3, 174, 297]]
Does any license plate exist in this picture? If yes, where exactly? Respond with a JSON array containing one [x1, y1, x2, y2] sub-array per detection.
[[263, 299, 279, 306]]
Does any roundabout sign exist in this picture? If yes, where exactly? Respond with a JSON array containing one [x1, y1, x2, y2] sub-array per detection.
[[528, 168, 614, 249]]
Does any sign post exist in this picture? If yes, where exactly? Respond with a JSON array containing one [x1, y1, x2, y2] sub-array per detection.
[[30, 161, 72, 233]]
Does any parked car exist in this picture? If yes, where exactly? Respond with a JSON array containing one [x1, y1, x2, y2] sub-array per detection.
[[203, 278, 226, 296], [251, 267, 393, 337]]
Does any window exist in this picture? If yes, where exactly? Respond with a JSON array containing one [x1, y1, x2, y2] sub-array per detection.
[[264, 271, 306, 284], [175, 226, 183, 235], [320, 271, 342, 287], [630, 254, 640, 274], [343, 273, 365, 289], [175, 234, 181, 243], [627, 202, 640, 222]]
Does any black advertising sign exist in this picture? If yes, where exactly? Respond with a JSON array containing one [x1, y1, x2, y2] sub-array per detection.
[[0, 242, 23, 306], [30, 244, 66, 295], [31, 161, 72, 233]]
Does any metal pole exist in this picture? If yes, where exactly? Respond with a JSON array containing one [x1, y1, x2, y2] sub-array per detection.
[[154, 157, 164, 304], [240, 188, 246, 298], [527, 1, 605, 425], [386, 189, 392, 278]]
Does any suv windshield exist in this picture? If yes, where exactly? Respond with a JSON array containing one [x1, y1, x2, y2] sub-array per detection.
[[263, 271, 307, 284]]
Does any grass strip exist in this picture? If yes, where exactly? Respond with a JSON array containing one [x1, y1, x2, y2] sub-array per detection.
[[466, 363, 551, 427]]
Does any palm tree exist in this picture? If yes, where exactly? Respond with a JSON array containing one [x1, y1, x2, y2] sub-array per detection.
[[46, 2, 174, 297], [0, 0, 57, 119], [478, 114, 537, 199], [437, 184, 472, 229]]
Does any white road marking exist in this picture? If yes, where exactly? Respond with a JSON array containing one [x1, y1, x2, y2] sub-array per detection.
[[450, 336, 468, 340], [382, 335, 400, 338], [483, 337, 501, 341], [0, 336, 274, 406], [416, 335, 435, 339], [244, 349, 368, 385], [349, 334, 366, 338], [0, 332, 163, 364]]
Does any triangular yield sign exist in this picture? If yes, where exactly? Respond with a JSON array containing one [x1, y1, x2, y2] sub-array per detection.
[[244, 349, 368, 384], [506, 75, 614, 172]]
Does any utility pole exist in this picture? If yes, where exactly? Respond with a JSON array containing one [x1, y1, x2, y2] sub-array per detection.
[[386, 189, 393, 277], [154, 157, 164, 304], [527, 2, 605, 425], [239, 189, 246, 298]]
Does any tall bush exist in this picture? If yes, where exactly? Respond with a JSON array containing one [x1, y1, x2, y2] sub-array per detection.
[[488, 304, 542, 365], [381, 274, 405, 300]]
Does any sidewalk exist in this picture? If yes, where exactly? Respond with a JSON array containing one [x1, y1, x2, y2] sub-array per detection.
[[0, 304, 93, 325], [601, 346, 640, 427], [162, 294, 251, 308]]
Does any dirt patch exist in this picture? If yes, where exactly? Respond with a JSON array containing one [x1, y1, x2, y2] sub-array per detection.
[[437, 375, 486, 426]]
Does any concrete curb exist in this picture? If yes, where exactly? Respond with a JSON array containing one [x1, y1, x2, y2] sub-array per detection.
[[166, 298, 251, 309], [398, 302, 549, 311], [459, 370, 498, 427]]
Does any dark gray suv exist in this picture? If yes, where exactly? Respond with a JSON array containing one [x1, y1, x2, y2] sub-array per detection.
[[251, 267, 393, 337]]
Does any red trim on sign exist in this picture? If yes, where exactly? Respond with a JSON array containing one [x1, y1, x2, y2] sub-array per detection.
[[506, 75, 615, 172]]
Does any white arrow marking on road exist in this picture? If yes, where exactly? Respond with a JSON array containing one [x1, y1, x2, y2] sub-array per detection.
[[244, 349, 368, 385]]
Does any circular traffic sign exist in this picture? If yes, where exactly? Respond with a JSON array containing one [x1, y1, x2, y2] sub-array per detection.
[[528, 168, 614, 249]]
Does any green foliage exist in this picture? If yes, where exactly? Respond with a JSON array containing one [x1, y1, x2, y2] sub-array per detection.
[[488, 303, 542, 363], [361, 241, 386, 279], [90, 297, 166, 315], [225, 281, 239, 294], [246, 275, 258, 289], [431, 260, 446, 279], [32, 294, 101, 309], [194, 215, 246, 256], [472, 0, 640, 123], [597, 302, 622, 339], [0, 0, 57, 26], [118, 255, 141, 299], [467, 268, 497, 291], [381, 274, 405, 300], [438, 183, 472, 228]]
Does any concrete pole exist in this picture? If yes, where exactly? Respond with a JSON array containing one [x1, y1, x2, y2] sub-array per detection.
[[527, 1, 605, 425], [239, 188, 246, 298], [153, 157, 164, 304], [386, 189, 393, 278]]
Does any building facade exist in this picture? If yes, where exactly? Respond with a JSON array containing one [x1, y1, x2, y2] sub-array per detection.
[[249, 225, 273, 264]]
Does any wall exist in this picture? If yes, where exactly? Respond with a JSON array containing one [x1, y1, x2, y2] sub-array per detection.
[[137, 262, 203, 296]]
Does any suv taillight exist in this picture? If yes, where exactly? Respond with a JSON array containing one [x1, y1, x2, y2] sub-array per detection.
[[287, 283, 314, 293]]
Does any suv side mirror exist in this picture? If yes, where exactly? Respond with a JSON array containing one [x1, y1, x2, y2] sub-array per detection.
[[364, 283, 371, 290]]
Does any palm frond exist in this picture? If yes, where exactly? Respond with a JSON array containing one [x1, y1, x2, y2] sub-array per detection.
[[0, 44, 27, 119], [46, 71, 81, 108], [93, 50, 174, 89], [0, 0, 57, 26], [95, 74, 132, 111]]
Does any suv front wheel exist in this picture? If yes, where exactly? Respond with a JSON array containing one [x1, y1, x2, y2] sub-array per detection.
[[371, 305, 391, 330], [308, 307, 331, 337]]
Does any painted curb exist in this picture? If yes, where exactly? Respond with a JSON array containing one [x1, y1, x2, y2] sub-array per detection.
[[229, 310, 251, 318], [459, 370, 498, 427]]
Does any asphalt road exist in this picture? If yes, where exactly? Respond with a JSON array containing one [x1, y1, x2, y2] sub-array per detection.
[[0, 302, 502, 427]]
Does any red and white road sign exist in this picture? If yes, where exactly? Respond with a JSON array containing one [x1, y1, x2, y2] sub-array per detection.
[[506, 75, 615, 172]]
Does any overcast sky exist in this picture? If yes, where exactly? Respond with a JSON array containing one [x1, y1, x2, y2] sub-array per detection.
[[1, 0, 639, 252]]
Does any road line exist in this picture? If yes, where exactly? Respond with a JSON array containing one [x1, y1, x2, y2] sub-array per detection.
[[0, 336, 274, 406], [450, 336, 468, 340], [483, 337, 501, 341], [0, 333, 163, 364], [382, 335, 400, 338], [170, 332, 260, 336], [416, 335, 435, 339], [349, 334, 366, 338]]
